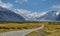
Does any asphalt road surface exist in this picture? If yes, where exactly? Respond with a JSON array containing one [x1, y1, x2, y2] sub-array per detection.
[[0, 24, 44, 36]]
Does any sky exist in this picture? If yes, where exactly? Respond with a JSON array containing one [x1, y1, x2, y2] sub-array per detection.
[[0, 0, 60, 12], [0, 0, 60, 20]]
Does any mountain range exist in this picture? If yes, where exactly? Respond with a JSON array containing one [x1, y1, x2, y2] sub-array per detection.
[[0, 6, 60, 22]]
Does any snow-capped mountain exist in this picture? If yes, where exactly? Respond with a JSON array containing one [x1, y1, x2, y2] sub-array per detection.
[[36, 11, 60, 21], [0, 6, 26, 22], [14, 9, 60, 21], [0, 6, 60, 22]]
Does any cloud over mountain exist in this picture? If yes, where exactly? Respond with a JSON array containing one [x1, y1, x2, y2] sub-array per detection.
[[0, 0, 13, 9]]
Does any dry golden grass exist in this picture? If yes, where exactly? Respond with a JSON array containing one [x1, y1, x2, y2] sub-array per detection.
[[26, 22, 60, 36], [0, 22, 42, 32], [0, 22, 60, 36]]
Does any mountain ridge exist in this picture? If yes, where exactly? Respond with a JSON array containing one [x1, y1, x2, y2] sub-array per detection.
[[0, 6, 26, 22]]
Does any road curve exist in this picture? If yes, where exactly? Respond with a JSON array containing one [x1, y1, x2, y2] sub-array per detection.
[[0, 24, 44, 36]]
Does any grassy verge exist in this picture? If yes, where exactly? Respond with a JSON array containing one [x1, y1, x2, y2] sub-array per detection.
[[0, 22, 42, 32]]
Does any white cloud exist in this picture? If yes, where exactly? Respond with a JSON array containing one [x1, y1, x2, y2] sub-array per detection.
[[15, 0, 28, 4], [13, 9, 47, 20], [0, 0, 13, 9], [52, 5, 60, 8]]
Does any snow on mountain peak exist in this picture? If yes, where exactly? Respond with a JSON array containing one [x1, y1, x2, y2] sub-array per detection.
[[56, 12, 60, 16], [13, 9, 60, 21], [13, 9, 48, 21]]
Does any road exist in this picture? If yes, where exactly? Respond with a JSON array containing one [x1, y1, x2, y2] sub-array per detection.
[[0, 24, 44, 36]]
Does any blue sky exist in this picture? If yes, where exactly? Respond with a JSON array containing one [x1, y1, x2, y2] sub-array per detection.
[[0, 0, 60, 20], [0, 0, 60, 12]]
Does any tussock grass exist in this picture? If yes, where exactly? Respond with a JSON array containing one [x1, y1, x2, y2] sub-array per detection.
[[0, 22, 60, 36], [0, 22, 42, 32]]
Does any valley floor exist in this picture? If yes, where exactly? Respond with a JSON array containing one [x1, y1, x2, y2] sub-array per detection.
[[0, 22, 60, 36]]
